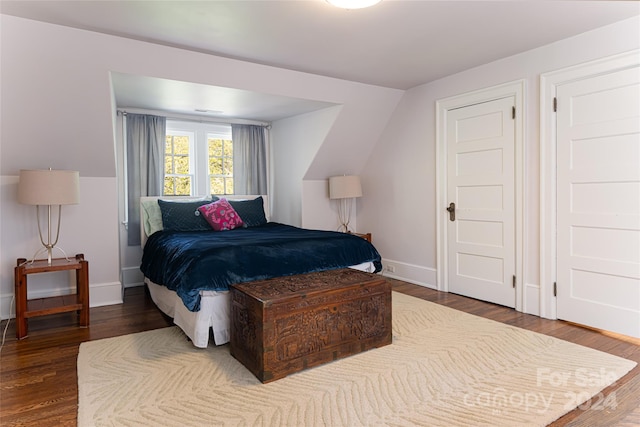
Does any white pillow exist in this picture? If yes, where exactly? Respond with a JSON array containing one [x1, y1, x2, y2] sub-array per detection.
[[141, 199, 163, 236]]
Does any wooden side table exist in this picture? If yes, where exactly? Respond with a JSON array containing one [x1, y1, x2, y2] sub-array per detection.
[[349, 232, 372, 243], [14, 253, 89, 339]]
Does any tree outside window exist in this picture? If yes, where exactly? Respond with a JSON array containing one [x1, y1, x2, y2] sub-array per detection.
[[164, 122, 233, 197], [164, 133, 192, 195], [208, 136, 233, 195]]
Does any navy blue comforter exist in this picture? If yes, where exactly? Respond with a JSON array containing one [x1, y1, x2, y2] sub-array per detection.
[[140, 222, 382, 311]]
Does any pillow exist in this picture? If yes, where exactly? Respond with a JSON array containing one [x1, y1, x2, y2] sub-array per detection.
[[158, 199, 215, 231], [228, 197, 267, 227], [141, 199, 164, 236], [197, 199, 244, 231]]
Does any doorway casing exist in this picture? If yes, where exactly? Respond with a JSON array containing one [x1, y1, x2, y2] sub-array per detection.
[[436, 80, 526, 312], [539, 49, 640, 321]]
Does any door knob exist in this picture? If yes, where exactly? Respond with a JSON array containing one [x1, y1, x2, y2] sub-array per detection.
[[446, 202, 456, 221]]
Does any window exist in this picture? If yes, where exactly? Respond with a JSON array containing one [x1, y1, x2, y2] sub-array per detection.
[[208, 136, 233, 195], [164, 131, 193, 196], [164, 121, 233, 196]]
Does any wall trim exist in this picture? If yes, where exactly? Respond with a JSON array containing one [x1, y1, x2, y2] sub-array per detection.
[[0, 294, 16, 320], [90, 282, 124, 307], [523, 283, 541, 316], [122, 266, 145, 289], [539, 49, 640, 320], [380, 258, 437, 289], [435, 79, 526, 311]]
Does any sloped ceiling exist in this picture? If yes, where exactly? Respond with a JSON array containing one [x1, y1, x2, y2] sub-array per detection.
[[2, 1, 638, 121]]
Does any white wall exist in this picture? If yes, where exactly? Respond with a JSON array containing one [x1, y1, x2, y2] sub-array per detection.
[[0, 15, 403, 314], [0, 176, 122, 317], [360, 16, 640, 312], [270, 106, 341, 226], [301, 180, 353, 232], [4, 13, 635, 320]]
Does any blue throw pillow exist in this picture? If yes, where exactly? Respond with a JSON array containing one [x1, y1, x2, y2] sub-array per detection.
[[228, 197, 267, 227], [158, 198, 218, 231]]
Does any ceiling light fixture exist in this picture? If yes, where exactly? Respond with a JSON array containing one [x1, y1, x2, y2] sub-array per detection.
[[327, 0, 382, 9]]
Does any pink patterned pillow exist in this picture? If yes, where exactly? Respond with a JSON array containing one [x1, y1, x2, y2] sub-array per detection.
[[197, 199, 244, 231]]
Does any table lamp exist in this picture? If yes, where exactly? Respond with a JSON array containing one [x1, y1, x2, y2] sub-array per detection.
[[329, 175, 362, 233], [18, 169, 80, 265]]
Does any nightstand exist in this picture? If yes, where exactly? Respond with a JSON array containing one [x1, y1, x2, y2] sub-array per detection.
[[349, 232, 372, 243], [14, 253, 89, 339]]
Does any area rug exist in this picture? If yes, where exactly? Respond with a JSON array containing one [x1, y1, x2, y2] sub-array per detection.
[[78, 292, 635, 426]]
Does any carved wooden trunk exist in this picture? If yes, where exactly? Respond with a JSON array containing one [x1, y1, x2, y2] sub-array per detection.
[[230, 268, 392, 383]]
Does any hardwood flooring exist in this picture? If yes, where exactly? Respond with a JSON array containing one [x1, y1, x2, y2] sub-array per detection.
[[1, 281, 638, 426]]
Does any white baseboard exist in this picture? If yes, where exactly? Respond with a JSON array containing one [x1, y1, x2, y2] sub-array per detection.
[[0, 293, 16, 319], [380, 258, 437, 290], [0, 281, 123, 320], [121, 266, 145, 288], [523, 283, 540, 316], [90, 282, 124, 307]]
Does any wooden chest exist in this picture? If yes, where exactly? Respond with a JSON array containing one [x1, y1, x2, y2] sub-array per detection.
[[230, 268, 392, 383]]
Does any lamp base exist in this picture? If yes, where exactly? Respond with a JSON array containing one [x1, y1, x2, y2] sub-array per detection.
[[336, 198, 354, 233], [25, 245, 72, 266]]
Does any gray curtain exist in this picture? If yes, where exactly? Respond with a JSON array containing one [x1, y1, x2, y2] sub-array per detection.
[[232, 124, 268, 195], [126, 113, 166, 246]]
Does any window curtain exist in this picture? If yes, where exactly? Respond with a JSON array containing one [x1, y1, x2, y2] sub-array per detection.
[[126, 113, 166, 246], [232, 124, 268, 195]]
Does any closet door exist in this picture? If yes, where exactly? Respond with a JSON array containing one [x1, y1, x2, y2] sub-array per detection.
[[555, 66, 640, 338], [446, 96, 516, 308]]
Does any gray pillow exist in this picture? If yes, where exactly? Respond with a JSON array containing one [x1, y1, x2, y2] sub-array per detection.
[[228, 197, 267, 228], [158, 198, 219, 231]]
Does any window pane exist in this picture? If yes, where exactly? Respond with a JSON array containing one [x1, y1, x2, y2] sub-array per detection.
[[223, 140, 233, 157], [175, 177, 191, 195], [164, 177, 174, 195], [222, 159, 233, 176], [209, 157, 222, 175], [165, 156, 173, 174], [209, 139, 222, 157], [165, 136, 173, 153], [175, 156, 189, 174], [174, 136, 190, 155], [210, 177, 224, 195], [164, 176, 191, 196], [225, 178, 234, 194]]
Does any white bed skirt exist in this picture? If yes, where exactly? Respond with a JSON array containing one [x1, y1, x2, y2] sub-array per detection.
[[145, 262, 377, 348]]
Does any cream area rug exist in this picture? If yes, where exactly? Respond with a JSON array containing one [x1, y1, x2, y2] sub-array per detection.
[[78, 292, 636, 427]]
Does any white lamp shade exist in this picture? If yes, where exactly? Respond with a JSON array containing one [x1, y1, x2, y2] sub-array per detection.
[[329, 175, 363, 199], [18, 169, 80, 205]]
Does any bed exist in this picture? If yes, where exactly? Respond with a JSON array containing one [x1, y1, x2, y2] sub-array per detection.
[[139, 195, 382, 348]]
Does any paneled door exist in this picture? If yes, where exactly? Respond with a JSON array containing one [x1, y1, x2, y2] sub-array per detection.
[[446, 96, 516, 307], [556, 66, 640, 338]]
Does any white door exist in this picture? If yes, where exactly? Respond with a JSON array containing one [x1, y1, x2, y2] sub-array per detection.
[[556, 67, 640, 338], [446, 97, 516, 307]]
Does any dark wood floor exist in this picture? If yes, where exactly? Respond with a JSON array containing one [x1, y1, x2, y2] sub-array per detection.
[[1, 280, 638, 426]]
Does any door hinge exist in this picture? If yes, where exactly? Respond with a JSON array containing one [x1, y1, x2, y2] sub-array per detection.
[[512, 275, 516, 288], [553, 282, 557, 297], [512, 106, 516, 119], [553, 97, 557, 112]]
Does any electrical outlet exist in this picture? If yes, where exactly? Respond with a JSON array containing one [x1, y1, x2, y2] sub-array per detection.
[[386, 264, 396, 273]]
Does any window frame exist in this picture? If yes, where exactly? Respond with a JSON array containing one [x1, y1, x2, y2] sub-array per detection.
[[163, 129, 195, 196], [207, 134, 234, 195], [165, 121, 233, 197]]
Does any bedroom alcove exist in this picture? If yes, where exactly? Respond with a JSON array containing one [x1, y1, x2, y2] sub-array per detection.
[[109, 71, 342, 295]]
